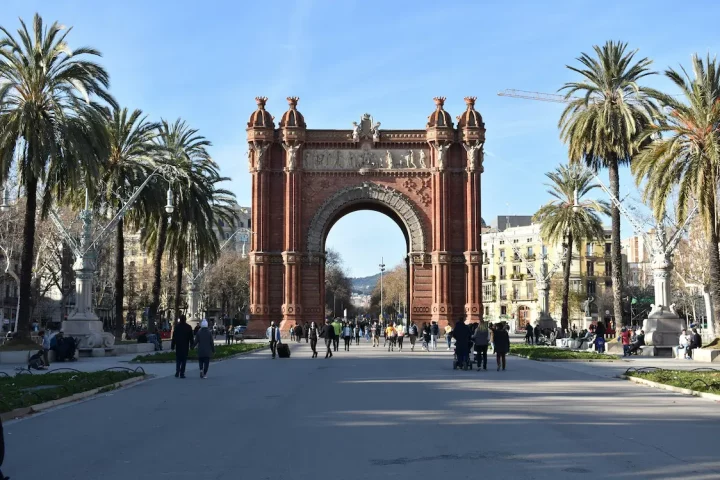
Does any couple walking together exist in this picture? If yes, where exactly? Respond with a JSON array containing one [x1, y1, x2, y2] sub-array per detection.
[[171, 316, 216, 378]]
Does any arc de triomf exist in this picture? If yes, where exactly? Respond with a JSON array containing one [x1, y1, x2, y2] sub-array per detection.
[[245, 96, 485, 335]]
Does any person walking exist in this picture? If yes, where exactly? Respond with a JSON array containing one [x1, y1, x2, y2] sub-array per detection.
[[386, 322, 396, 352], [534, 324, 541, 345], [322, 319, 335, 358], [372, 321, 380, 347], [40, 330, 51, 367], [430, 322, 439, 350], [452, 318, 471, 369], [194, 320, 215, 379], [396, 322, 405, 351], [472, 320, 490, 371], [494, 324, 511, 371], [290, 324, 296, 342], [354, 324, 360, 345], [422, 323, 431, 351], [408, 322, 418, 351], [332, 318, 342, 352], [171, 315, 194, 378], [444, 323, 453, 350], [303, 322, 309, 343], [308, 321, 319, 358], [266, 321, 281, 359], [343, 323, 352, 351], [525, 323, 534, 345]]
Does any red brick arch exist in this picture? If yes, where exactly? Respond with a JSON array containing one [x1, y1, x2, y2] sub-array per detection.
[[245, 97, 485, 335]]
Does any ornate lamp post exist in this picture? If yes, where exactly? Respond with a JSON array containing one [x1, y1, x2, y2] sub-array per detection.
[[379, 257, 386, 323]]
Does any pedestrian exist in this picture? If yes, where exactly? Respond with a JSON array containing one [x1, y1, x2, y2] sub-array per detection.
[[303, 322, 309, 343], [194, 320, 215, 379], [332, 318, 342, 351], [225, 325, 232, 345], [687, 327, 702, 359], [308, 321, 319, 358], [472, 320, 490, 371], [534, 323, 541, 345], [354, 324, 360, 345], [494, 324, 511, 371], [372, 321, 380, 347], [321, 319, 335, 358], [343, 323, 352, 351], [386, 322, 396, 352], [266, 320, 281, 359], [525, 322, 534, 345], [290, 325, 295, 342], [422, 323, 431, 351], [383, 322, 388, 347], [452, 318, 471, 369], [430, 322, 439, 350], [295, 323, 303, 344], [408, 322, 418, 351], [171, 315, 194, 378], [39, 330, 51, 367], [620, 327, 632, 356], [444, 323, 453, 350], [396, 322, 405, 351], [676, 329, 690, 359]]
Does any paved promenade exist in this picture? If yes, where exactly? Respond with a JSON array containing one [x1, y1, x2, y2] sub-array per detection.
[[3, 341, 720, 479]]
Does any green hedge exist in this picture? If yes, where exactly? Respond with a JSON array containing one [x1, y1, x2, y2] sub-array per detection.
[[511, 345, 611, 360], [131, 342, 267, 363], [0, 370, 143, 414]]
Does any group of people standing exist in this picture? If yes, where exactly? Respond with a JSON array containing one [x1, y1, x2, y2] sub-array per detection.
[[450, 319, 512, 371]]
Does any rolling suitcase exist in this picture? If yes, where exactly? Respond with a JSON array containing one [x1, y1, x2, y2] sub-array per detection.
[[277, 342, 291, 358]]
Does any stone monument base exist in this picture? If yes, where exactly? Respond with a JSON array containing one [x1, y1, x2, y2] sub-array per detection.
[[61, 318, 115, 351], [642, 306, 683, 347], [537, 315, 557, 330]]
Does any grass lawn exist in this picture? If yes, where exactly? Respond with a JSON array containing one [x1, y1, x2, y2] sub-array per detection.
[[626, 369, 720, 394], [510, 345, 612, 360], [0, 370, 144, 414], [131, 342, 267, 363]]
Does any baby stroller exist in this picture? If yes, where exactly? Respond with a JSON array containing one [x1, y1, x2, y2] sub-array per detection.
[[453, 340, 473, 370]]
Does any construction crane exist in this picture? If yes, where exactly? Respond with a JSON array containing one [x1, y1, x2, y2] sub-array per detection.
[[497, 89, 573, 103]]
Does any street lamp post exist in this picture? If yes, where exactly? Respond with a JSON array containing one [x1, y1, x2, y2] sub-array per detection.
[[44, 165, 175, 351], [379, 257, 386, 323]]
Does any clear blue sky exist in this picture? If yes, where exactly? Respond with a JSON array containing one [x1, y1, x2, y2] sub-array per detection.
[[5, 0, 720, 277]]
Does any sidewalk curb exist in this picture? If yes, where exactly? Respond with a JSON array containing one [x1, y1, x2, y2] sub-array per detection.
[[129, 344, 270, 365], [1, 374, 148, 422], [620, 375, 720, 403], [510, 353, 620, 363]]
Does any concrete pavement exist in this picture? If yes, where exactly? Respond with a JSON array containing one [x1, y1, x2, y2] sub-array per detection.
[[3, 340, 720, 479]]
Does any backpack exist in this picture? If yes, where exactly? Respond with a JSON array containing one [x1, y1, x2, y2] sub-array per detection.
[[410, 325, 418, 335]]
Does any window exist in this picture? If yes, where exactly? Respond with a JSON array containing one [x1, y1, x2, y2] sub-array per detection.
[[526, 282, 534, 298], [513, 239, 519, 243], [248, 219, 251, 229], [485, 306, 490, 316], [586, 261, 594, 276], [605, 243, 611, 255], [586, 243, 594, 256], [499, 284, 506, 297], [483, 268, 488, 278], [605, 261, 612, 276], [483, 284, 493, 298], [542, 245, 547, 256], [605, 279, 612, 288], [527, 238, 533, 243], [527, 246, 534, 257], [587, 280, 596, 296], [512, 265, 520, 275], [571, 280, 582, 292], [499, 266, 506, 279], [500, 306, 507, 315], [499, 249, 505, 259], [499, 240, 505, 245]]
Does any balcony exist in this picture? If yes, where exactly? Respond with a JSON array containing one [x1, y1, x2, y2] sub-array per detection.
[[483, 275, 497, 283], [510, 273, 526, 281], [499, 275, 506, 280], [526, 254, 536, 261], [499, 295, 508, 301]]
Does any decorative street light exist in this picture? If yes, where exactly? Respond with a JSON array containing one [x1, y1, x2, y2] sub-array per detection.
[[379, 257, 386, 323], [44, 164, 177, 351]]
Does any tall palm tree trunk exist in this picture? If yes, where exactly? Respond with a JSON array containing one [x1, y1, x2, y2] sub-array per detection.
[[608, 160, 624, 328], [706, 201, 720, 336], [114, 217, 125, 338], [149, 216, 168, 332], [561, 232, 574, 330], [174, 256, 183, 322], [16, 171, 38, 342]]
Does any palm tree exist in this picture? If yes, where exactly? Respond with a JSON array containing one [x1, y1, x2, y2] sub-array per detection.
[[166, 175, 237, 322], [143, 119, 218, 331], [533, 164, 610, 329], [632, 54, 720, 332], [559, 40, 661, 328], [0, 14, 115, 341], [97, 107, 159, 337]]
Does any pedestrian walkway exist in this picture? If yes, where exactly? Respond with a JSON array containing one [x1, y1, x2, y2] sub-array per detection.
[[4, 339, 720, 479]]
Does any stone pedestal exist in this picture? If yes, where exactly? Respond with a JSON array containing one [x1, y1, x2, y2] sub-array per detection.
[[61, 318, 115, 350], [642, 306, 683, 347]]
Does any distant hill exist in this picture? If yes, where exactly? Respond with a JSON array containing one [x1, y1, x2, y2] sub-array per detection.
[[351, 273, 380, 293]]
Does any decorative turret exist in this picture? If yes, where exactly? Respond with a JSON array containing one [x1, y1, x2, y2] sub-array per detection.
[[246, 96, 274, 145], [425, 97, 454, 146], [280, 97, 306, 144], [457, 97, 484, 130]]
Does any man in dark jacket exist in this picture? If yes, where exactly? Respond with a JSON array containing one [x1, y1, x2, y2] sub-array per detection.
[[628, 329, 646, 355], [525, 323, 534, 345], [494, 324, 511, 371], [194, 320, 215, 379], [321, 319, 335, 359], [687, 328, 702, 358], [171, 315, 194, 378], [451, 319, 472, 369], [533, 324, 541, 345]]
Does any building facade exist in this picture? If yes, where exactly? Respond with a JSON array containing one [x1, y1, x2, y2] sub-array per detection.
[[482, 222, 616, 331]]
